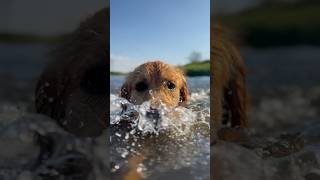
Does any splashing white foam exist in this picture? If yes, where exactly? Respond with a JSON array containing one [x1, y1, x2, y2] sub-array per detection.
[[109, 90, 210, 179], [110, 94, 201, 136]]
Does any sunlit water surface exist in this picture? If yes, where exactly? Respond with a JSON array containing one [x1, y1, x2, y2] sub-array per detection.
[[110, 75, 210, 180]]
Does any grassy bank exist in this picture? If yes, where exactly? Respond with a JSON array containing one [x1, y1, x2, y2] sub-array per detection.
[[217, 2, 320, 47], [179, 60, 210, 76], [110, 71, 127, 76], [111, 60, 210, 77]]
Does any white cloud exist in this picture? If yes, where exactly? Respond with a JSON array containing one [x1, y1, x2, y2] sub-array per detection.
[[110, 54, 137, 73]]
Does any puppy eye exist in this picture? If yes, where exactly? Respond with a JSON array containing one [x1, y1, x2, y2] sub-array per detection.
[[166, 81, 176, 90], [135, 82, 148, 92]]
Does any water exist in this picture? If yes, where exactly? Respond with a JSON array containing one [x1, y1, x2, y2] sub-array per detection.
[[110, 75, 210, 180], [0, 43, 50, 80], [240, 46, 320, 135], [242, 46, 320, 93], [1, 43, 320, 179], [212, 46, 320, 180]]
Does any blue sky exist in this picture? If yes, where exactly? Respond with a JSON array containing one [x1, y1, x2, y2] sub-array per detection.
[[110, 0, 210, 72]]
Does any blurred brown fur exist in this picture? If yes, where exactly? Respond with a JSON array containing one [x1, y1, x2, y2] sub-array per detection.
[[35, 8, 109, 137], [211, 24, 249, 143]]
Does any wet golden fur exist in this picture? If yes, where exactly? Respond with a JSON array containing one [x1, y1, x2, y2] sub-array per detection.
[[121, 61, 189, 108]]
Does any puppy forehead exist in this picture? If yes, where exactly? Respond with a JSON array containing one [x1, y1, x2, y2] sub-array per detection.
[[134, 61, 182, 82]]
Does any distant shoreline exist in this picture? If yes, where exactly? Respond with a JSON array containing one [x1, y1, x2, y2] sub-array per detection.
[[110, 71, 127, 76], [218, 2, 320, 47], [111, 60, 210, 77], [179, 60, 210, 76], [0, 33, 63, 44]]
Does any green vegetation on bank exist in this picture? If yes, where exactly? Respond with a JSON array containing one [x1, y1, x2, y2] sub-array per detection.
[[111, 60, 210, 77], [179, 60, 210, 76], [217, 2, 320, 47], [110, 71, 127, 75]]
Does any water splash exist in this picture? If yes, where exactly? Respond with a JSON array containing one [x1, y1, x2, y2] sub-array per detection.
[[109, 90, 210, 179], [110, 94, 206, 136]]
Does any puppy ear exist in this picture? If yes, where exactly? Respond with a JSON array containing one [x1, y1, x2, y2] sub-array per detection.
[[120, 81, 132, 100], [179, 79, 189, 107]]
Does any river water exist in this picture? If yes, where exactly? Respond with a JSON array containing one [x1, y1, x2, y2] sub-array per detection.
[[212, 46, 320, 180], [1, 43, 320, 179], [110, 75, 210, 180]]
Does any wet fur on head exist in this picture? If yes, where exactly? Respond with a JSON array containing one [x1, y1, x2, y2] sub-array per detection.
[[120, 61, 189, 108]]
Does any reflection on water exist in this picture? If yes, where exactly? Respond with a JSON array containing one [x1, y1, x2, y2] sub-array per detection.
[[110, 76, 210, 180]]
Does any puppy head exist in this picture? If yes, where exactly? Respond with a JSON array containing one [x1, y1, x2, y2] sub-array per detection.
[[120, 61, 189, 108]]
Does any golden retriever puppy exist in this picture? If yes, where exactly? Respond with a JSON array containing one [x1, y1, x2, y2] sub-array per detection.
[[211, 24, 249, 143], [120, 61, 189, 110], [117, 62, 189, 179], [35, 8, 108, 137]]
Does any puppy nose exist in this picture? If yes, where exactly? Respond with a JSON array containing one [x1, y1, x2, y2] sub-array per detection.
[[146, 107, 161, 120]]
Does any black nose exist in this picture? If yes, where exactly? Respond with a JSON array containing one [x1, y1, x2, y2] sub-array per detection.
[[146, 108, 161, 120]]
